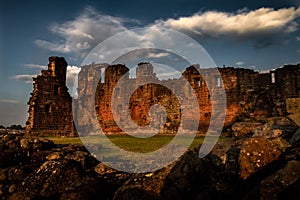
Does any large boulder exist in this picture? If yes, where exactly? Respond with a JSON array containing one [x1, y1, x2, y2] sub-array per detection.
[[12, 159, 83, 199], [239, 137, 283, 179], [94, 163, 132, 199], [19, 138, 55, 150], [60, 170, 111, 200], [289, 128, 300, 146], [244, 160, 300, 200], [113, 150, 213, 200], [231, 122, 262, 137], [267, 117, 298, 132], [207, 134, 291, 198], [0, 134, 55, 168], [252, 124, 284, 139], [253, 117, 298, 138], [113, 168, 169, 200], [0, 166, 36, 198], [209, 137, 285, 179], [160, 150, 213, 200]]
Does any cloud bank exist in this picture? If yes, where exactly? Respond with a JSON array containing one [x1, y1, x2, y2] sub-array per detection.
[[161, 7, 300, 38], [35, 6, 300, 58], [10, 74, 37, 83], [24, 64, 47, 69], [35, 6, 131, 57]]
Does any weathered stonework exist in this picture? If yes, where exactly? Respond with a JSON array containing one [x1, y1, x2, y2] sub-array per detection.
[[25, 56, 299, 136], [76, 62, 300, 135], [25, 56, 76, 137], [286, 97, 300, 126]]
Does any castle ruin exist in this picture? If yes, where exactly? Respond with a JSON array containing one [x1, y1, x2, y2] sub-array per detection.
[[76, 62, 300, 135], [25, 56, 76, 136], [25, 56, 300, 136]]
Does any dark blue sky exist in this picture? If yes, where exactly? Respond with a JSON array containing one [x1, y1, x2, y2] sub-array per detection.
[[0, 0, 300, 126]]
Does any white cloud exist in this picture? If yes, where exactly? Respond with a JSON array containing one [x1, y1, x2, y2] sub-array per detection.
[[161, 7, 300, 43], [11, 66, 81, 89], [34, 5, 300, 60], [156, 71, 181, 80], [24, 64, 47, 69], [35, 40, 72, 53], [0, 99, 20, 104], [147, 52, 170, 58], [297, 36, 300, 41], [66, 65, 81, 89], [81, 24, 216, 67], [34, 6, 203, 62], [35, 6, 132, 57], [10, 74, 37, 83], [235, 61, 245, 66]]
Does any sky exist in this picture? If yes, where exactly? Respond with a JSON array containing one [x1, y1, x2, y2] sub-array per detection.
[[0, 0, 300, 126]]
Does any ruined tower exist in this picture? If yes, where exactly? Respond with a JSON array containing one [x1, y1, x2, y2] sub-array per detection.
[[25, 56, 76, 136]]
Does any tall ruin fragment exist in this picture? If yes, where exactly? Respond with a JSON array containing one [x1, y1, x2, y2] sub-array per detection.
[[25, 56, 76, 136]]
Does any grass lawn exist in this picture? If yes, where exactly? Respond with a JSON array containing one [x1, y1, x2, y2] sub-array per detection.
[[43, 135, 225, 153]]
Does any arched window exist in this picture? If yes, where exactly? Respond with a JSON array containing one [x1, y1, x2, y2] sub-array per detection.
[[271, 72, 275, 83], [217, 77, 221, 87], [101, 68, 105, 83], [194, 77, 201, 88]]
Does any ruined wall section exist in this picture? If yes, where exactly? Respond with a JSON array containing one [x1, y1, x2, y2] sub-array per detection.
[[182, 66, 212, 130], [75, 63, 109, 134], [95, 64, 130, 133], [128, 63, 180, 132], [92, 63, 182, 134], [77, 62, 300, 135], [274, 64, 300, 99], [25, 57, 75, 136]]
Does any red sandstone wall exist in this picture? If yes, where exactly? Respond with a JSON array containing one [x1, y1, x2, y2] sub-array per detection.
[[70, 62, 300, 135]]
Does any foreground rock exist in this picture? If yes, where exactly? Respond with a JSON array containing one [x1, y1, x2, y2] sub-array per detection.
[[231, 122, 262, 137], [13, 159, 82, 199], [244, 160, 300, 200], [0, 117, 300, 199], [253, 117, 298, 139], [239, 137, 283, 179], [0, 132, 101, 199], [113, 150, 212, 200]]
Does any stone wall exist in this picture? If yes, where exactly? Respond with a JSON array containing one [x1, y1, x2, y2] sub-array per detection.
[[26, 57, 299, 136], [25, 56, 75, 137], [76, 62, 300, 135]]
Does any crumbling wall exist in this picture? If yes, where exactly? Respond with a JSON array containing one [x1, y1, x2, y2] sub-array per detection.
[[25, 56, 75, 137], [26, 57, 300, 136], [75, 63, 109, 134], [75, 63, 300, 133]]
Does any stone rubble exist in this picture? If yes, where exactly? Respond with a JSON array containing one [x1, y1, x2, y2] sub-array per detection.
[[0, 116, 299, 199]]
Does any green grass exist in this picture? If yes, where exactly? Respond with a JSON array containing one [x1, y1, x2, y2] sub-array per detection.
[[42, 135, 224, 153], [44, 136, 82, 144]]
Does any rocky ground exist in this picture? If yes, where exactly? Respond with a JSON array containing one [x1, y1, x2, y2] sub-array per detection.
[[1, 117, 300, 200]]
